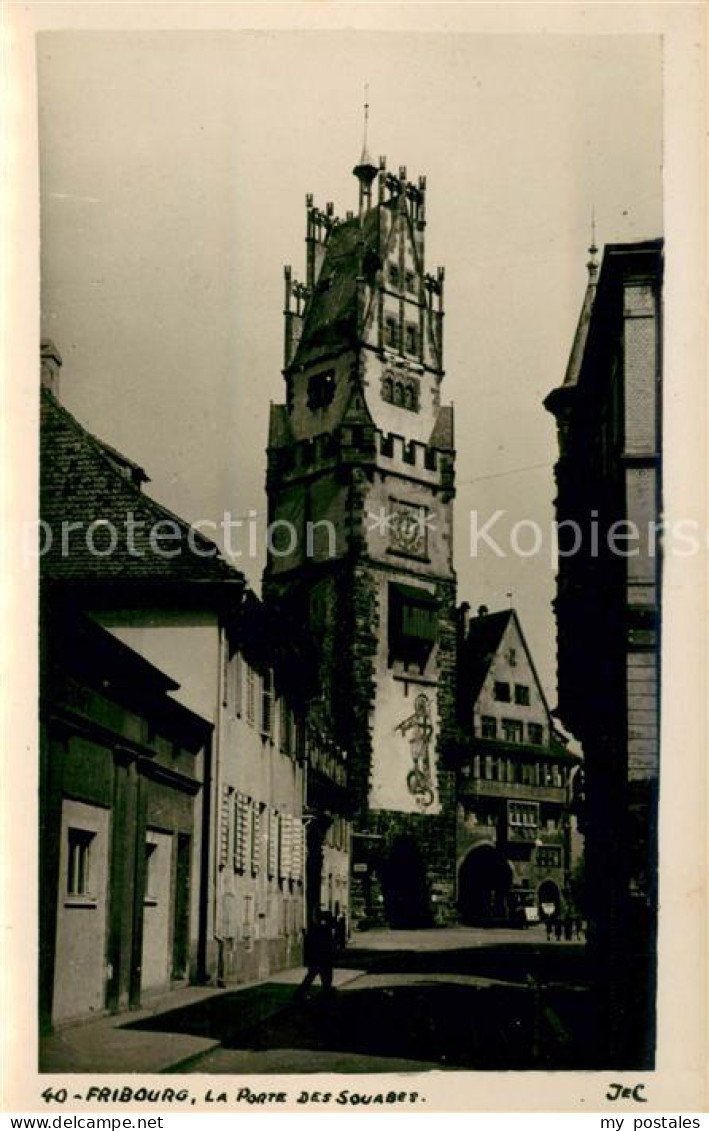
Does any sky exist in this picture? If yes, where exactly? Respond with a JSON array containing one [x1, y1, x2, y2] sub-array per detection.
[[37, 30, 663, 701]]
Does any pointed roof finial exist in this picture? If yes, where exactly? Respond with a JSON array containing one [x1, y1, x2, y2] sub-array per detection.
[[587, 205, 599, 281], [353, 84, 378, 196], [358, 83, 375, 167]]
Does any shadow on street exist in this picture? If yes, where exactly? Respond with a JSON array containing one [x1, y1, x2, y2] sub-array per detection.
[[123, 937, 599, 1070]]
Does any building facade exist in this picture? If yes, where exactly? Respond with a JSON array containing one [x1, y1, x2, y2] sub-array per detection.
[[544, 239, 662, 1065], [40, 351, 348, 1005], [264, 150, 458, 929], [40, 606, 211, 1032], [454, 606, 579, 925]]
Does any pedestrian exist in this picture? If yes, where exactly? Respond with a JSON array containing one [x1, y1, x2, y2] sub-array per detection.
[[295, 911, 336, 1000], [564, 913, 573, 941], [545, 916, 553, 942], [574, 915, 584, 940], [334, 905, 347, 953], [554, 915, 562, 941]]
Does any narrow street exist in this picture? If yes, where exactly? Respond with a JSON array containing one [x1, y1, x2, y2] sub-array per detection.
[[122, 926, 595, 1074]]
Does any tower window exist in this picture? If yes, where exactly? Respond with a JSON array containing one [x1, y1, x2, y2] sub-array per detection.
[[388, 581, 438, 668], [384, 374, 419, 412], [307, 370, 336, 410], [385, 317, 399, 349], [405, 324, 418, 355], [388, 263, 400, 289], [405, 270, 416, 293]]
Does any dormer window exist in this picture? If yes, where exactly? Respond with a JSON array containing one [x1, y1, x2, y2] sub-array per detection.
[[388, 263, 400, 289], [307, 370, 335, 410]]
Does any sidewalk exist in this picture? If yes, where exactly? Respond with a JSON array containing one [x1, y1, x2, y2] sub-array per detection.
[[40, 966, 365, 1074]]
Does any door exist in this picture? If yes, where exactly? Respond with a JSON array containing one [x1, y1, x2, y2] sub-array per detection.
[[140, 829, 173, 994]]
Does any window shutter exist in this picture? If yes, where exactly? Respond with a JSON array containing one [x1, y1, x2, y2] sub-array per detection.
[[251, 802, 261, 875], [246, 666, 256, 725], [261, 669, 274, 737], [268, 809, 279, 879], [234, 793, 249, 873], [279, 814, 292, 881], [291, 817, 303, 883], [219, 785, 231, 868], [233, 652, 243, 717]]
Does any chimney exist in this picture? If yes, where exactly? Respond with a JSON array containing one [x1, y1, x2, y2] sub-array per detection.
[[41, 339, 63, 397], [477, 605, 488, 619]]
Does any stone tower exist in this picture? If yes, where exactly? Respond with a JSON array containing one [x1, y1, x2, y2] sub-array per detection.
[[264, 148, 457, 928]]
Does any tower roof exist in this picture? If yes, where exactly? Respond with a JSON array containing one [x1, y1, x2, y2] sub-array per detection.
[[289, 206, 380, 370], [562, 242, 599, 390], [352, 88, 378, 185]]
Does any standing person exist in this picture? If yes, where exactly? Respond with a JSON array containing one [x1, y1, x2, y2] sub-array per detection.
[[554, 914, 562, 941], [574, 915, 584, 940], [334, 902, 347, 952], [545, 915, 553, 942], [295, 911, 336, 1000], [564, 913, 573, 941]]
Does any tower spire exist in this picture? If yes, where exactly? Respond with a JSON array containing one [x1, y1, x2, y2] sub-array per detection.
[[353, 85, 378, 218], [361, 83, 371, 165]]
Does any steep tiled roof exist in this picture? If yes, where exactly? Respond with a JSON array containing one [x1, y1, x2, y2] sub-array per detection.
[[40, 388, 244, 588], [291, 207, 380, 370], [458, 609, 513, 702], [429, 405, 454, 451]]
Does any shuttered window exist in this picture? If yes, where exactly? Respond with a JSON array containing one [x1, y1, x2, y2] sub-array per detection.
[[219, 786, 231, 868], [251, 802, 262, 875], [279, 814, 292, 881], [268, 809, 279, 879], [245, 665, 257, 726], [261, 668, 274, 738], [233, 793, 250, 873]]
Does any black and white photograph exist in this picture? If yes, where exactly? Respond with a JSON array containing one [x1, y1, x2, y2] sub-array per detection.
[[3, 0, 706, 1116]]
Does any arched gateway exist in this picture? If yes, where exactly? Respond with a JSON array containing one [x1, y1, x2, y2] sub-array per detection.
[[458, 845, 514, 924]]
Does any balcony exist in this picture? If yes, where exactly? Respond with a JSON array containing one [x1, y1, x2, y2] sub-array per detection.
[[458, 776, 567, 806]]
